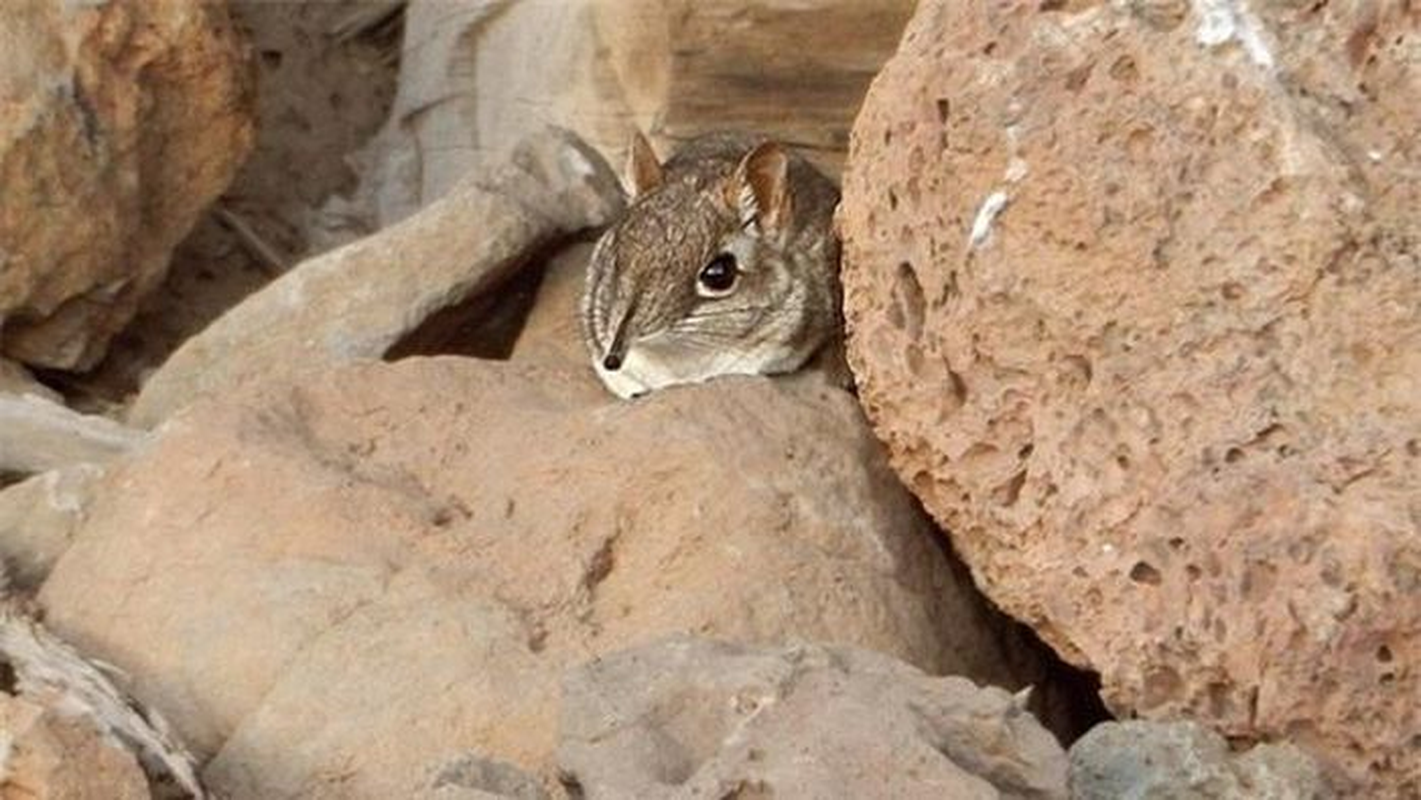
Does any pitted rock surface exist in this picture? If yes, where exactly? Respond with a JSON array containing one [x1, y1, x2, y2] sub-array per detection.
[[838, 0, 1420, 793]]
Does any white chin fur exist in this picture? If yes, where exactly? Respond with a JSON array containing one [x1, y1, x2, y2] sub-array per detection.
[[592, 341, 803, 399]]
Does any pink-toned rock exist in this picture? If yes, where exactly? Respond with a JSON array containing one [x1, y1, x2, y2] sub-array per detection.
[[838, 0, 1420, 794], [40, 356, 1044, 797], [0, 693, 150, 800], [0, 0, 254, 369]]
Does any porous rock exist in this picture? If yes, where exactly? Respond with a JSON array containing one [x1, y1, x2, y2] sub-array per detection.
[[559, 636, 1068, 799], [0, 0, 254, 370], [838, 0, 1420, 793], [1069, 720, 1328, 799], [40, 356, 1041, 797], [0, 693, 149, 800]]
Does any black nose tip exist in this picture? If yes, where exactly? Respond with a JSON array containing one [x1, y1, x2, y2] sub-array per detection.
[[602, 353, 623, 371]]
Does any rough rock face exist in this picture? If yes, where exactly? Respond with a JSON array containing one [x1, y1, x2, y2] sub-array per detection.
[[559, 636, 1068, 799], [39, 356, 1041, 797], [1069, 720, 1327, 800], [330, 0, 914, 232], [838, 0, 1420, 793], [0, 693, 150, 800], [0, 0, 254, 369]]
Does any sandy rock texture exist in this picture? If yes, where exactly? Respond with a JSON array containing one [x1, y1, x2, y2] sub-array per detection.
[[0, 0, 254, 370], [838, 0, 1421, 794], [0, 693, 149, 800], [40, 355, 1042, 798], [331, 0, 914, 232], [1069, 720, 1326, 800], [560, 636, 1068, 799]]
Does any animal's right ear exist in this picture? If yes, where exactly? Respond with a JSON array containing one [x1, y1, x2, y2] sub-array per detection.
[[624, 131, 664, 198]]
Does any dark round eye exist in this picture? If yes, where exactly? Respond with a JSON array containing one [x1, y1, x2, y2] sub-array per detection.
[[698, 253, 738, 294]]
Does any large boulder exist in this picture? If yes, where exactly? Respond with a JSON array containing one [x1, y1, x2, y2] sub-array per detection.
[[0, 0, 254, 370], [838, 0, 1419, 794], [39, 355, 1043, 797]]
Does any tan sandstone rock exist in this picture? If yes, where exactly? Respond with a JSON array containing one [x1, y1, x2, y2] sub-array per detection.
[[0, 0, 254, 370], [128, 129, 624, 428], [324, 0, 914, 234], [0, 693, 149, 800], [838, 0, 1419, 794], [40, 356, 1043, 797], [559, 636, 1068, 799]]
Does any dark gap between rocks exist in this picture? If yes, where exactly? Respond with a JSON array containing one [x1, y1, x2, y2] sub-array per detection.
[[923, 513, 1114, 745], [381, 239, 568, 361]]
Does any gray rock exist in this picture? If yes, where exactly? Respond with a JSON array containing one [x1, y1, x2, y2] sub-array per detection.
[[1068, 720, 1330, 799], [558, 636, 1068, 799], [0, 394, 146, 474]]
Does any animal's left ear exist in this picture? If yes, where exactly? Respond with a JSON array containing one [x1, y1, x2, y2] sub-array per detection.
[[727, 142, 792, 233]]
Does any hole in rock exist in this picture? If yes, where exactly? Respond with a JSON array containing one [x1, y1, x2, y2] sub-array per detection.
[[1109, 55, 1139, 82], [891, 261, 926, 342], [384, 239, 567, 361], [935, 98, 950, 124], [1129, 561, 1162, 585], [1376, 644, 1394, 663], [993, 470, 1027, 506], [0, 660, 16, 694]]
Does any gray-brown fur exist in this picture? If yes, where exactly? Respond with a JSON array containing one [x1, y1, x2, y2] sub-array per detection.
[[582, 132, 841, 398]]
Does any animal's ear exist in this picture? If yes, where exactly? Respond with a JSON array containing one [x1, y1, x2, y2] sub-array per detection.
[[727, 142, 792, 233], [624, 131, 664, 198]]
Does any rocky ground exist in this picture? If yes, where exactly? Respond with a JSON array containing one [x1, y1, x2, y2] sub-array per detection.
[[1, 0, 1416, 798]]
